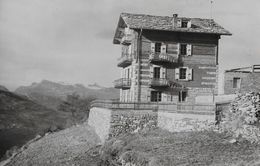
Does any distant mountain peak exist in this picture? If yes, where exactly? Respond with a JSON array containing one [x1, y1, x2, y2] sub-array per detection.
[[0, 85, 8, 92], [87, 82, 105, 89]]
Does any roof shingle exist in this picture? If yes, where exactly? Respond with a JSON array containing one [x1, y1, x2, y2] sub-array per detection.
[[114, 13, 232, 44]]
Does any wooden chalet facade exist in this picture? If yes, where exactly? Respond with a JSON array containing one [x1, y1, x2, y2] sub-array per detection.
[[113, 13, 231, 104]]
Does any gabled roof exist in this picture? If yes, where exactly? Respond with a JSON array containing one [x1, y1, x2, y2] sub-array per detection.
[[113, 13, 232, 44], [225, 65, 260, 73]]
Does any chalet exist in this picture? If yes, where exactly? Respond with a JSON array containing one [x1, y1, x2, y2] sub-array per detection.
[[113, 13, 231, 104], [224, 65, 260, 94]]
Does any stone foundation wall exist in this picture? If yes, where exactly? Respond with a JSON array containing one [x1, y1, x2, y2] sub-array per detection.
[[89, 105, 216, 142], [158, 112, 215, 132], [109, 110, 157, 138], [88, 107, 158, 142]]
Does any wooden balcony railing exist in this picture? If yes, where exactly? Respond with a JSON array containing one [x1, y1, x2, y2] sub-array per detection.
[[114, 78, 131, 89], [149, 53, 178, 64], [117, 54, 132, 67], [149, 78, 172, 87]]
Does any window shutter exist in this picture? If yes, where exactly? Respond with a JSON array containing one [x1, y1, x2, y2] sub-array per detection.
[[187, 68, 193, 80], [187, 44, 192, 56], [128, 45, 132, 55], [160, 43, 167, 54], [162, 93, 167, 102], [175, 68, 180, 80], [161, 67, 166, 79], [187, 21, 191, 28], [177, 19, 182, 27], [177, 43, 180, 55], [150, 65, 154, 78], [151, 43, 155, 53]]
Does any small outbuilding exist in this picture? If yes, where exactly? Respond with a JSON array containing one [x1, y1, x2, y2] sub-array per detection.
[[224, 65, 260, 94]]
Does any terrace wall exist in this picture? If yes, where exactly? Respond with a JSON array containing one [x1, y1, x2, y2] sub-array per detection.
[[88, 101, 216, 142]]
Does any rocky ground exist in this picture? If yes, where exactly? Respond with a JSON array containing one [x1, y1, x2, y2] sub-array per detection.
[[2, 123, 101, 166]]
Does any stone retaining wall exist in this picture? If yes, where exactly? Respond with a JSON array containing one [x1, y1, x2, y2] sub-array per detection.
[[109, 110, 157, 138], [89, 106, 216, 142], [158, 112, 215, 132]]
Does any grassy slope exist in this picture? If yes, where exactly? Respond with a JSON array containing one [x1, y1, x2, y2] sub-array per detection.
[[100, 129, 260, 166], [5, 124, 101, 166], [0, 90, 73, 159]]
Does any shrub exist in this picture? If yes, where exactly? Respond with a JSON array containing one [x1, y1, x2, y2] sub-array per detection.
[[220, 92, 260, 143]]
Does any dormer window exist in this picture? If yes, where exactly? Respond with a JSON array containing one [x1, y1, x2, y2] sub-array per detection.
[[181, 21, 188, 28], [177, 19, 191, 28]]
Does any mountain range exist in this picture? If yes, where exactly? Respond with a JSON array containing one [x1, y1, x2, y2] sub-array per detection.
[[15, 80, 119, 110], [0, 89, 73, 159]]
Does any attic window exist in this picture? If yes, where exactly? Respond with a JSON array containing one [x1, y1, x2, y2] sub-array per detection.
[[181, 21, 188, 28]]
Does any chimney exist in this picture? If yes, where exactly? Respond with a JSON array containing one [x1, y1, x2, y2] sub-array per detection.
[[172, 14, 178, 28]]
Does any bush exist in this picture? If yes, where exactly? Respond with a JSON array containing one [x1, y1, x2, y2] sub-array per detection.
[[220, 92, 260, 143]]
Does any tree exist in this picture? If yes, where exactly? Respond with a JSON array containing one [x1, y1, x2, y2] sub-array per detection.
[[58, 93, 95, 124]]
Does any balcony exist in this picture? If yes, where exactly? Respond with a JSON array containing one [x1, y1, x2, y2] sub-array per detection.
[[149, 53, 178, 64], [121, 34, 132, 45], [117, 54, 132, 68], [114, 78, 131, 89], [149, 78, 171, 87]]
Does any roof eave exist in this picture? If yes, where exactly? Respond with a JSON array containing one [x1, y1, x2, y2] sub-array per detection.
[[130, 27, 232, 36]]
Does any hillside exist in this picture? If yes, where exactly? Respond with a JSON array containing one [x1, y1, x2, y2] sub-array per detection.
[[0, 90, 73, 159], [3, 123, 101, 166], [15, 80, 119, 110], [3, 126, 260, 166]]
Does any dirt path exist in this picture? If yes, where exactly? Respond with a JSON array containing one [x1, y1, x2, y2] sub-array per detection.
[[3, 123, 101, 166]]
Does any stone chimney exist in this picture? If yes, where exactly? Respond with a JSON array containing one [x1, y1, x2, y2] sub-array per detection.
[[172, 14, 178, 28]]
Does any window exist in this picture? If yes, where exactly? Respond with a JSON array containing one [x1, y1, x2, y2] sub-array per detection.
[[178, 91, 187, 102], [181, 21, 188, 28], [180, 44, 187, 55], [179, 68, 187, 80], [155, 43, 161, 53], [153, 67, 160, 79], [151, 91, 162, 102], [233, 77, 241, 88], [175, 67, 193, 81]]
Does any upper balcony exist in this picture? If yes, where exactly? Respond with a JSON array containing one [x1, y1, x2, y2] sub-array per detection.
[[114, 78, 131, 89], [149, 53, 178, 64], [149, 78, 172, 87], [117, 54, 132, 68], [121, 33, 132, 45]]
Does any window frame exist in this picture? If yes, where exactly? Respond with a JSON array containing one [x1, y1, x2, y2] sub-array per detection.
[[233, 77, 241, 88], [180, 44, 187, 55], [179, 67, 187, 80], [178, 91, 187, 102], [155, 43, 161, 53], [153, 67, 161, 79], [181, 21, 188, 28], [151, 91, 162, 102]]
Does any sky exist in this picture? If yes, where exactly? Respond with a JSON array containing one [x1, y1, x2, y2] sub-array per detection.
[[0, 0, 259, 91]]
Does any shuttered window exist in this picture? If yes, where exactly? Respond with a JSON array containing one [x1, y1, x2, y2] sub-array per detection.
[[176, 67, 193, 81]]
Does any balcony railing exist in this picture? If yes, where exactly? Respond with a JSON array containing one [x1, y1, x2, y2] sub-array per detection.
[[114, 78, 131, 89], [149, 53, 178, 64], [117, 54, 132, 67], [121, 34, 132, 45], [149, 78, 172, 87]]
